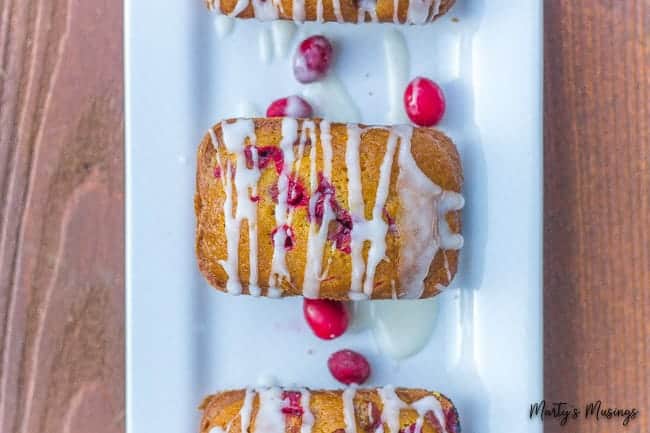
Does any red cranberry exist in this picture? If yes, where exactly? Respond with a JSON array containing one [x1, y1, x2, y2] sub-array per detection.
[[404, 77, 446, 127], [424, 411, 443, 433], [271, 224, 296, 250], [303, 299, 349, 340], [257, 146, 284, 174], [310, 174, 353, 253], [287, 177, 309, 208], [267, 177, 307, 206], [316, 173, 336, 195], [328, 219, 352, 254], [244, 145, 255, 168], [327, 201, 353, 254], [293, 35, 333, 84], [327, 349, 371, 385], [312, 175, 335, 225], [281, 390, 304, 416], [267, 96, 314, 118], [382, 207, 394, 226], [329, 204, 353, 254], [269, 183, 279, 202], [399, 424, 416, 433], [445, 407, 460, 433], [425, 408, 459, 433], [213, 165, 222, 179], [382, 207, 397, 234], [284, 227, 295, 250]]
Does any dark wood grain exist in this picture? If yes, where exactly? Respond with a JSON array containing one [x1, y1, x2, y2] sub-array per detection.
[[0, 0, 648, 432], [544, 1, 650, 432], [0, 0, 124, 432]]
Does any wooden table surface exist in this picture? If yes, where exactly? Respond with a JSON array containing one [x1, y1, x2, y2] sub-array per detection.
[[0, 1, 648, 432]]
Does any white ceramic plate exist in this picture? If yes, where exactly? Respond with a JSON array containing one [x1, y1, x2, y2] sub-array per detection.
[[126, 1, 543, 432]]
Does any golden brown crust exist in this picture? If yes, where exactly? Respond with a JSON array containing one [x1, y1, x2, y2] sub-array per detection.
[[205, 0, 455, 23], [195, 118, 462, 300], [199, 388, 459, 433], [406, 127, 462, 298]]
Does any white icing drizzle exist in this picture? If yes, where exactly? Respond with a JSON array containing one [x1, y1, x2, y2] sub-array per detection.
[[241, 156, 261, 295], [292, 0, 306, 22], [404, 0, 441, 24], [267, 286, 282, 298], [320, 121, 334, 184], [378, 386, 407, 433], [300, 389, 315, 433], [213, 121, 462, 298], [210, 129, 227, 190], [302, 121, 334, 298], [332, 0, 344, 22], [214, 15, 235, 39], [210, 132, 241, 295], [392, 0, 399, 23], [271, 21, 297, 58], [383, 29, 410, 124], [229, 0, 251, 17], [214, 0, 441, 22], [371, 297, 439, 359], [348, 292, 369, 301], [218, 120, 262, 295], [411, 396, 447, 433], [286, 121, 310, 228], [238, 388, 316, 433], [342, 387, 358, 433], [301, 75, 361, 123], [393, 125, 464, 298], [253, 0, 280, 20], [363, 130, 398, 296], [320, 243, 336, 282], [217, 0, 282, 21], [285, 96, 307, 117], [255, 388, 286, 433], [269, 118, 298, 293], [210, 387, 449, 433], [240, 388, 256, 433], [406, 0, 429, 24], [357, 0, 379, 23], [346, 126, 399, 298], [225, 387, 446, 433], [272, 0, 287, 16], [429, 0, 442, 20], [259, 28, 274, 64], [367, 401, 377, 427]]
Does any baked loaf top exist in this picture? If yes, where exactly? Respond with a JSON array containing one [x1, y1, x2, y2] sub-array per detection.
[[200, 387, 460, 433], [195, 118, 463, 300], [205, 0, 455, 24]]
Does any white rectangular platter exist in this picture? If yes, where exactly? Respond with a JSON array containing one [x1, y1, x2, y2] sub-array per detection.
[[126, 1, 543, 432]]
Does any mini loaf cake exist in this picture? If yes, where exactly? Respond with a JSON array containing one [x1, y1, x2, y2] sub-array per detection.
[[199, 387, 460, 433], [195, 118, 464, 300], [205, 0, 455, 24]]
